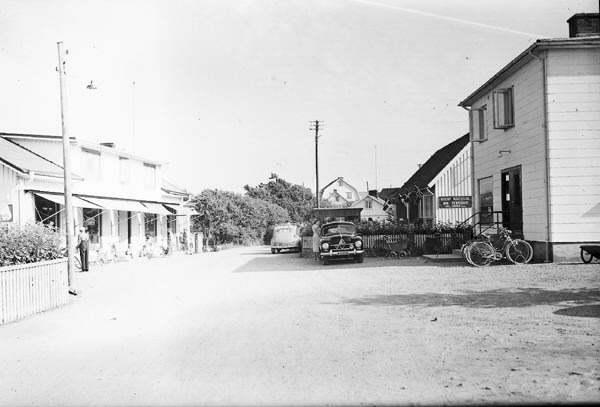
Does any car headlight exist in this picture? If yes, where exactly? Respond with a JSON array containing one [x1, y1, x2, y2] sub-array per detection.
[[321, 242, 329, 251], [355, 240, 362, 249]]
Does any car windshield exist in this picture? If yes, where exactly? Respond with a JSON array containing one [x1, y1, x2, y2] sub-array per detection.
[[322, 224, 356, 236]]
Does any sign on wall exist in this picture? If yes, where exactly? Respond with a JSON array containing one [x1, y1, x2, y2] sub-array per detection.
[[438, 196, 472, 209]]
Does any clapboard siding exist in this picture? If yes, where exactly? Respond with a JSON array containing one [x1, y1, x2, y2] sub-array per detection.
[[431, 145, 472, 224], [471, 56, 547, 241]]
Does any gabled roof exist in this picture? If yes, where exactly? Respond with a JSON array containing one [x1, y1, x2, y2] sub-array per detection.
[[380, 133, 469, 199], [0, 136, 80, 179], [319, 176, 360, 198]]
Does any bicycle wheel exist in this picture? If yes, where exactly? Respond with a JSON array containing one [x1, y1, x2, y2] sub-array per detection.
[[465, 241, 494, 267], [505, 239, 533, 264], [581, 248, 593, 264], [371, 239, 388, 257]]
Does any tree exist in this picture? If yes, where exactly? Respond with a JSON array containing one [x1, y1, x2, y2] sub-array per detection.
[[244, 173, 314, 223], [189, 188, 290, 246]]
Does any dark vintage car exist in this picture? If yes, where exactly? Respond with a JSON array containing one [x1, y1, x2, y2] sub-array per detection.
[[318, 221, 364, 265]]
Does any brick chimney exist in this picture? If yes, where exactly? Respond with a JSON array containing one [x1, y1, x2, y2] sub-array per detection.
[[567, 13, 600, 38]]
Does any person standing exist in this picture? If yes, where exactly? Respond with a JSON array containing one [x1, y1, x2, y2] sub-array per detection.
[[311, 219, 321, 260], [76, 227, 90, 272]]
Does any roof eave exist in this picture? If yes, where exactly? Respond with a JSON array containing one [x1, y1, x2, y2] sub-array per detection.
[[459, 37, 600, 107]]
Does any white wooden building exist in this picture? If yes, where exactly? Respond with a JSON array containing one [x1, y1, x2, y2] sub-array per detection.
[[0, 133, 195, 256], [459, 14, 600, 262], [430, 142, 472, 225]]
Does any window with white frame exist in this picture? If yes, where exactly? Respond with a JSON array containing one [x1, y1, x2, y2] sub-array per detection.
[[143, 163, 156, 189], [365, 199, 372, 209], [493, 87, 514, 129], [419, 193, 434, 219], [119, 157, 130, 185], [469, 105, 487, 141], [346, 192, 352, 200], [82, 148, 101, 182]]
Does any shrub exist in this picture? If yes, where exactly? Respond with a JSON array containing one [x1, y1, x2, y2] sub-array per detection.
[[0, 222, 63, 267]]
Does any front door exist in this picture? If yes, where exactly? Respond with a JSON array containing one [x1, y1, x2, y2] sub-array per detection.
[[501, 166, 523, 236]]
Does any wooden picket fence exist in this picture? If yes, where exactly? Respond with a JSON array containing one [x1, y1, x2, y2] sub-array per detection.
[[303, 232, 466, 255], [1, 258, 69, 325]]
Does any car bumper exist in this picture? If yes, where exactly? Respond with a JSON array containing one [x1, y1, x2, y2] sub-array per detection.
[[320, 249, 364, 258], [271, 245, 300, 250]]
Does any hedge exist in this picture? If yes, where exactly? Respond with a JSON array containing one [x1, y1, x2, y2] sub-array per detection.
[[0, 222, 63, 267]]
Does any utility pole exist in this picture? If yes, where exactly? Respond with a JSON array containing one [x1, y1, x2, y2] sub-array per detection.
[[57, 42, 75, 289], [309, 120, 323, 208]]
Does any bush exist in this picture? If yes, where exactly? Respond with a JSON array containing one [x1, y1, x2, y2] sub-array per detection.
[[0, 222, 63, 267], [356, 219, 473, 235]]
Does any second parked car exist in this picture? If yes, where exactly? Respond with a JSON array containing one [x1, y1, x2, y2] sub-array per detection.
[[271, 223, 302, 253]]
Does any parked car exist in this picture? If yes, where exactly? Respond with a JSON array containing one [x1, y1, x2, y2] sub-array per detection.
[[271, 223, 302, 253], [317, 221, 364, 265]]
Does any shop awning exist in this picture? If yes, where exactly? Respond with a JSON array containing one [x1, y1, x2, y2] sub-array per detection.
[[141, 202, 171, 215], [163, 203, 198, 216], [80, 196, 148, 213], [34, 192, 102, 209]]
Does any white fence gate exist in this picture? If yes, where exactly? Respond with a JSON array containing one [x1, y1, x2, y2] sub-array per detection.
[[1, 258, 69, 325]]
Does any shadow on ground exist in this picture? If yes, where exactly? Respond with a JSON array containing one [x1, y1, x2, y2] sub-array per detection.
[[232, 252, 466, 273], [340, 288, 600, 312]]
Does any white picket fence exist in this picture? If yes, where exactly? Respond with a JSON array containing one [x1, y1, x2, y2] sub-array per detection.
[[1, 258, 69, 325]]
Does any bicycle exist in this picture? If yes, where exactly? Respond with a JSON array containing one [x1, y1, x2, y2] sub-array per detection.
[[463, 226, 533, 267]]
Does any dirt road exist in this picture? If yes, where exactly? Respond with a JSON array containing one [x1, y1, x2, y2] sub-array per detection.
[[1, 247, 599, 405]]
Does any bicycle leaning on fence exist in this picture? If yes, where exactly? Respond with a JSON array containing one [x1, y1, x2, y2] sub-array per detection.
[[463, 226, 533, 267]]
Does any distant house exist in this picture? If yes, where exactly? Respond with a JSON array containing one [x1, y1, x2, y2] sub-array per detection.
[[458, 13, 600, 262], [350, 194, 390, 222], [320, 177, 360, 208], [380, 134, 470, 225]]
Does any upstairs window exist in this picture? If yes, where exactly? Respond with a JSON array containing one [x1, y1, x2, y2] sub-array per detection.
[[119, 157, 130, 185], [143, 163, 156, 189], [82, 148, 101, 182], [493, 87, 514, 129], [365, 199, 372, 209], [469, 105, 487, 142]]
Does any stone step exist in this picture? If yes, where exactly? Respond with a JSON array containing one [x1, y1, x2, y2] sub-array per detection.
[[422, 253, 467, 263]]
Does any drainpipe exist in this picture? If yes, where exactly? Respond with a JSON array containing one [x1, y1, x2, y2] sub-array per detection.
[[529, 49, 552, 263], [461, 105, 477, 235]]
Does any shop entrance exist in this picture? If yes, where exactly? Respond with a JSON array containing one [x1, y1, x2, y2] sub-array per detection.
[[501, 166, 523, 236]]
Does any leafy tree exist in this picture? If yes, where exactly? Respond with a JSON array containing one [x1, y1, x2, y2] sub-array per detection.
[[244, 173, 314, 223], [189, 188, 289, 246]]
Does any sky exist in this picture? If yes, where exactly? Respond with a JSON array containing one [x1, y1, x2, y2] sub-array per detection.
[[1, 0, 598, 195]]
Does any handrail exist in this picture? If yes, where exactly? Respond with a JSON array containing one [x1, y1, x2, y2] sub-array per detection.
[[457, 211, 506, 240]]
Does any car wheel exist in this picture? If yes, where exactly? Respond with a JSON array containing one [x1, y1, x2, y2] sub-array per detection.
[[321, 257, 329, 265], [355, 254, 364, 263], [271, 249, 276, 254]]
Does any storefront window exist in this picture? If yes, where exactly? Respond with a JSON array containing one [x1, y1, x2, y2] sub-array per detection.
[[82, 208, 102, 244], [145, 213, 157, 238], [34, 195, 60, 227], [478, 177, 494, 224]]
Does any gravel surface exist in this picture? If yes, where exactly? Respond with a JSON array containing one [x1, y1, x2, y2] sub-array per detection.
[[1, 247, 598, 406]]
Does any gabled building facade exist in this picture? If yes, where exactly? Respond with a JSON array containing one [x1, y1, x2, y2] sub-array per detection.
[[458, 14, 600, 262], [350, 194, 390, 222], [320, 177, 361, 208]]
